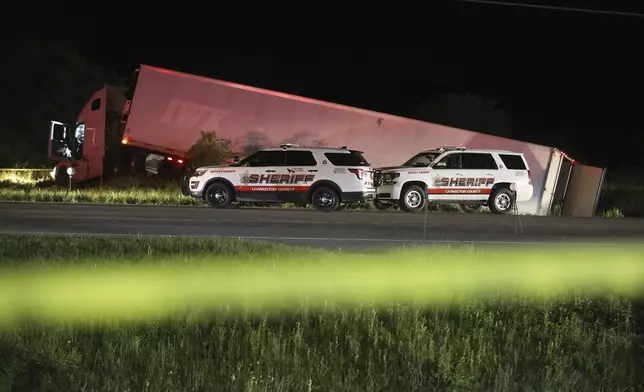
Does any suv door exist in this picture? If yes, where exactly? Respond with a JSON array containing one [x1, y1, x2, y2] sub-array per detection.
[[458, 152, 498, 201], [428, 152, 467, 201], [235, 150, 287, 201], [48, 121, 71, 160], [282, 150, 319, 203]]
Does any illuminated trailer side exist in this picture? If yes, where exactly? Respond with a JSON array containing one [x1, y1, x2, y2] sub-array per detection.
[[47, 64, 566, 215]]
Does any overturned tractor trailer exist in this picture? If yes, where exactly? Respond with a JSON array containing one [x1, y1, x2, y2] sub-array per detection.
[[46, 63, 603, 216]]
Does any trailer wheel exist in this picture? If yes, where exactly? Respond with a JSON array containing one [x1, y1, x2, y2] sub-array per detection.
[[204, 182, 233, 208]]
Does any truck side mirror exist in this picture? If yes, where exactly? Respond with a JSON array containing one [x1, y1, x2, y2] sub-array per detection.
[[435, 161, 447, 168]]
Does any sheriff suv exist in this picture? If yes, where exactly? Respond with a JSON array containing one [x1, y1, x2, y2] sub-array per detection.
[[183, 144, 375, 212], [373, 146, 533, 214]]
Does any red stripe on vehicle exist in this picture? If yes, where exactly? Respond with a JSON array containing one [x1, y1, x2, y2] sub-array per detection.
[[428, 188, 492, 195], [235, 186, 310, 192]]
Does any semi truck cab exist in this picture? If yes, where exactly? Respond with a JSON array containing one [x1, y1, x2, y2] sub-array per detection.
[[47, 85, 126, 184]]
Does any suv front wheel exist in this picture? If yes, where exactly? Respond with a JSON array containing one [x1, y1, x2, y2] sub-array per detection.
[[400, 184, 426, 212], [204, 182, 233, 208], [488, 187, 514, 215], [312, 186, 340, 212]]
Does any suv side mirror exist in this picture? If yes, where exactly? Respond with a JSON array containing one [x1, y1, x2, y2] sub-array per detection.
[[232, 156, 240, 163], [434, 161, 447, 168]]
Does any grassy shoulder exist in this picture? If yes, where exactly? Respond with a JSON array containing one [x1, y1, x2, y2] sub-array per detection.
[[1, 234, 644, 391], [0, 173, 467, 212], [2, 168, 642, 217], [0, 174, 200, 206]]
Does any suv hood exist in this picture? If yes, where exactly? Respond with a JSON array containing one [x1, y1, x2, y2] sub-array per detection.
[[197, 164, 231, 170], [376, 165, 421, 172]]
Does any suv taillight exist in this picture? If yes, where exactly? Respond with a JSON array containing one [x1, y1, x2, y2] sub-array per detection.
[[528, 170, 532, 185], [348, 168, 363, 180]]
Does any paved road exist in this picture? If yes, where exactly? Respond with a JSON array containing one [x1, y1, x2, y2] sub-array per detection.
[[1, 202, 644, 250]]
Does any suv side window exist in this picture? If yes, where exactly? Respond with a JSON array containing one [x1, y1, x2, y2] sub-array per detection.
[[498, 154, 527, 170], [324, 151, 370, 166], [434, 153, 462, 169], [245, 150, 287, 167], [461, 152, 498, 170], [286, 150, 317, 166]]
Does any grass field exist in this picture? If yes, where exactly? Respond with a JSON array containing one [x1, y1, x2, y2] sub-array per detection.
[[1, 235, 644, 391]]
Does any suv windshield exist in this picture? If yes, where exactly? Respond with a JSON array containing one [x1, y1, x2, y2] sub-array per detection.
[[402, 152, 438, 167]]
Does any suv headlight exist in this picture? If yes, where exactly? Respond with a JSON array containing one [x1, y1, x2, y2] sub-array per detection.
[[192, 169, 207, 177], [381, 172, 400, 185]]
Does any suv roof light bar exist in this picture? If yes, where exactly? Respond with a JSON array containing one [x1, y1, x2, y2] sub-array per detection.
[[280, 143, 300, 149], [437, 146, 467, 153]]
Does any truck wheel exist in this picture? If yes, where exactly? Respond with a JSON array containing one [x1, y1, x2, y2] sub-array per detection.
[[311, 186, 340, 212], [129, 155, 145, 176], [54, 166, 69, 186], [204, 182, 233, 208], [457, 204, 483, 214], [180, 165, 196, 196], [400, 184, 426, 213], [488, 188, 514, 215]]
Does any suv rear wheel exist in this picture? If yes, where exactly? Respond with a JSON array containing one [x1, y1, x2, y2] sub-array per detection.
[[312, 186, 340, 212], [400, 184, 426, 212], [488, 187, 514, 215]]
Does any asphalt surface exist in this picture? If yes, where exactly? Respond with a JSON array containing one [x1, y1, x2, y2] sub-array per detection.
[[1, 202, 644, 250]]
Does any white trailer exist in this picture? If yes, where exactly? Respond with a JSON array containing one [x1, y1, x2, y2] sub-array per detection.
[[49, 64, 584, 215]]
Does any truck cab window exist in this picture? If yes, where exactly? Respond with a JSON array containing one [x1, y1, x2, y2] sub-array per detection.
[[434, 153, 462, 169], [72, 123, 86, 160], [91, 98, 101, 111]]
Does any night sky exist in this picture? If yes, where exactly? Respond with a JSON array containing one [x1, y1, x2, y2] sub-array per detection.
[[25, 0, 644, 168]]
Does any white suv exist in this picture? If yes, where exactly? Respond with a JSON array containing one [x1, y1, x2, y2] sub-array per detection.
[[184, 144, 375, 212], [373, 147, 533, 214]]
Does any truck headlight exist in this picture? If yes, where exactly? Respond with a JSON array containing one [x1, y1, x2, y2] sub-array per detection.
[[381, 172, 400, 185], [192, 169, 206, 177]]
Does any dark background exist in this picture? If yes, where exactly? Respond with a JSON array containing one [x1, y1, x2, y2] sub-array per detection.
[[3, 0, 643, 174]]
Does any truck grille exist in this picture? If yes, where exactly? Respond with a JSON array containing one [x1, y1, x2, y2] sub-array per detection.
[[373, 170, 382, 186]]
